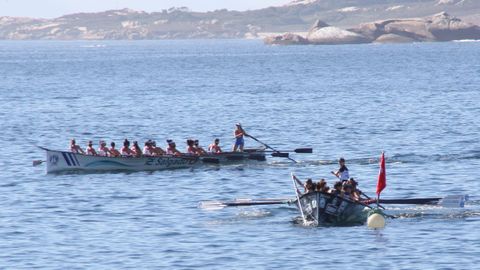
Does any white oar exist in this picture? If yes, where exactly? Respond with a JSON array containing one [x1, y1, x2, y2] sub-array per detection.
[[199, 199, 292, 211], [439, 195, 468, 208], [291, 173, 307, 225]]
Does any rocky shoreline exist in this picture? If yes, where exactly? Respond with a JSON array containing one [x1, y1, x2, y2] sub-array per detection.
[[264, 12, 480, 45]]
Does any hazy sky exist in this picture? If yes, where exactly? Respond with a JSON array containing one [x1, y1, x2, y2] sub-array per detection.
[[0, 0, 292, 18]]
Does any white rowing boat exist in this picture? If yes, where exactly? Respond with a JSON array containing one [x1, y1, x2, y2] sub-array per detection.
[[39, 147, 266, 173]]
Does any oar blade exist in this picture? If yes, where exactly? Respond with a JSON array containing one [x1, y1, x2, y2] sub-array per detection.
[[33, 160, 44, 166], [294, 148, 313, 154], [271, 152, 289, 158], [199, 201, 227, 211], [440, 195, 467, 208]]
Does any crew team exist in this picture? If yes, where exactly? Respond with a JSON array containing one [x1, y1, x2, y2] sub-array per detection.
[[70, 138, 223, 158], [69, 123, 248, 158]]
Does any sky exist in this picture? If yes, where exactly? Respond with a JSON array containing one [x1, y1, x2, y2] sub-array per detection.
[[0, 0, 292, 18]]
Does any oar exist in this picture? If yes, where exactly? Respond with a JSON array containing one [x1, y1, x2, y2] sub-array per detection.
[[359, 191, 385, 210], [262, 148, 313, 154], [360, 201, 396, 219], [199, 199, 292, 210], [33, 160, 45, 166], [271, 152, 289, 158], [364, 195, 467, 208], [246, 134, 298, 163], [291, 173, 308, 225]]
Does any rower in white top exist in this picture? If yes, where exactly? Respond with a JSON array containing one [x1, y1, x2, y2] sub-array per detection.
[[97, 140, 111, 156], [208, 138, 222, 153], [143, 140, 155, 156]]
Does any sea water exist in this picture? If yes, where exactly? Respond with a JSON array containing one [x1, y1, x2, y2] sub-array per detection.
[[0, 40, 479, 269]]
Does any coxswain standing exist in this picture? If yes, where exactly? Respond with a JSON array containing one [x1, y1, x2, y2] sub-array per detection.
[[331, 157, 349, 182], [208, 138, 222, 153], [70, 139, 85, 154], [85, 141, 97, 155], [232, 123, 247, 152]]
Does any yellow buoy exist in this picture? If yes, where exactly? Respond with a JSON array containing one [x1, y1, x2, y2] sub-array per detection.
[[367, 213, 386, 228]]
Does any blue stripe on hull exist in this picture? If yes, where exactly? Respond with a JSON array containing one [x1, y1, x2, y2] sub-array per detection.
[[62, 152, 72, 166]]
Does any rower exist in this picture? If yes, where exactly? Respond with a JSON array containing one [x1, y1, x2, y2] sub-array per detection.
[[331, 181, 343, 196], [143, 140, 155, 156], [304, 178, 315, 193], [109, 142, 121, 157], [194, 140, 207, 155], [232, 123, 247, 152], [131, 141, 142, 157], [208, 138, 222, 153], [151, 141, 165, 156], [342, 184, 354, 200], [97, 140, 111, 156], [331, 157, 349, 182], [121, 139, 134, 156], [316, 179, 329, 193], [70, 139, 85, 154], [347, 178, 362, 200], [186, 139, 197, 155], [166, 140, 182, 156], [85, 141, 97, 156]]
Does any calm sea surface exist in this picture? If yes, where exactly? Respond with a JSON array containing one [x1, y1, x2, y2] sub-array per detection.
[[1, 40, 479, 269]]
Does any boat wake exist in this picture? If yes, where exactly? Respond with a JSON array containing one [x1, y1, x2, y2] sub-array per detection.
[[293, 150, 480, 167], [387, 199, 480, 220]]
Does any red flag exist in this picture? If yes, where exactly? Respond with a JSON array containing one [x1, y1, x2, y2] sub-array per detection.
[[376, 152, 386, 195]]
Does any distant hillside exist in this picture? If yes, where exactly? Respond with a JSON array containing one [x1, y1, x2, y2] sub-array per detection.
[[1, 0, 480, 39]]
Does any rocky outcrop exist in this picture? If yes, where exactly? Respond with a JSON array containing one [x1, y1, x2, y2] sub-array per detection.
[[263, 32, 308, 45], [265, 12, 480, 45], [374, 33, 417, 43], [306, 19, 369, 44], [427, 12, 480, 41]]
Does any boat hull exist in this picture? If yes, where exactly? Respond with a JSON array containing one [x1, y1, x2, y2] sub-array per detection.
[[43, 147, 266, 173], [297, 192, 369, 226]]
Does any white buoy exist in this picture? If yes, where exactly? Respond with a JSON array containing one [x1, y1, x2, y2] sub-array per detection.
[[367, 213, 386, 228]]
